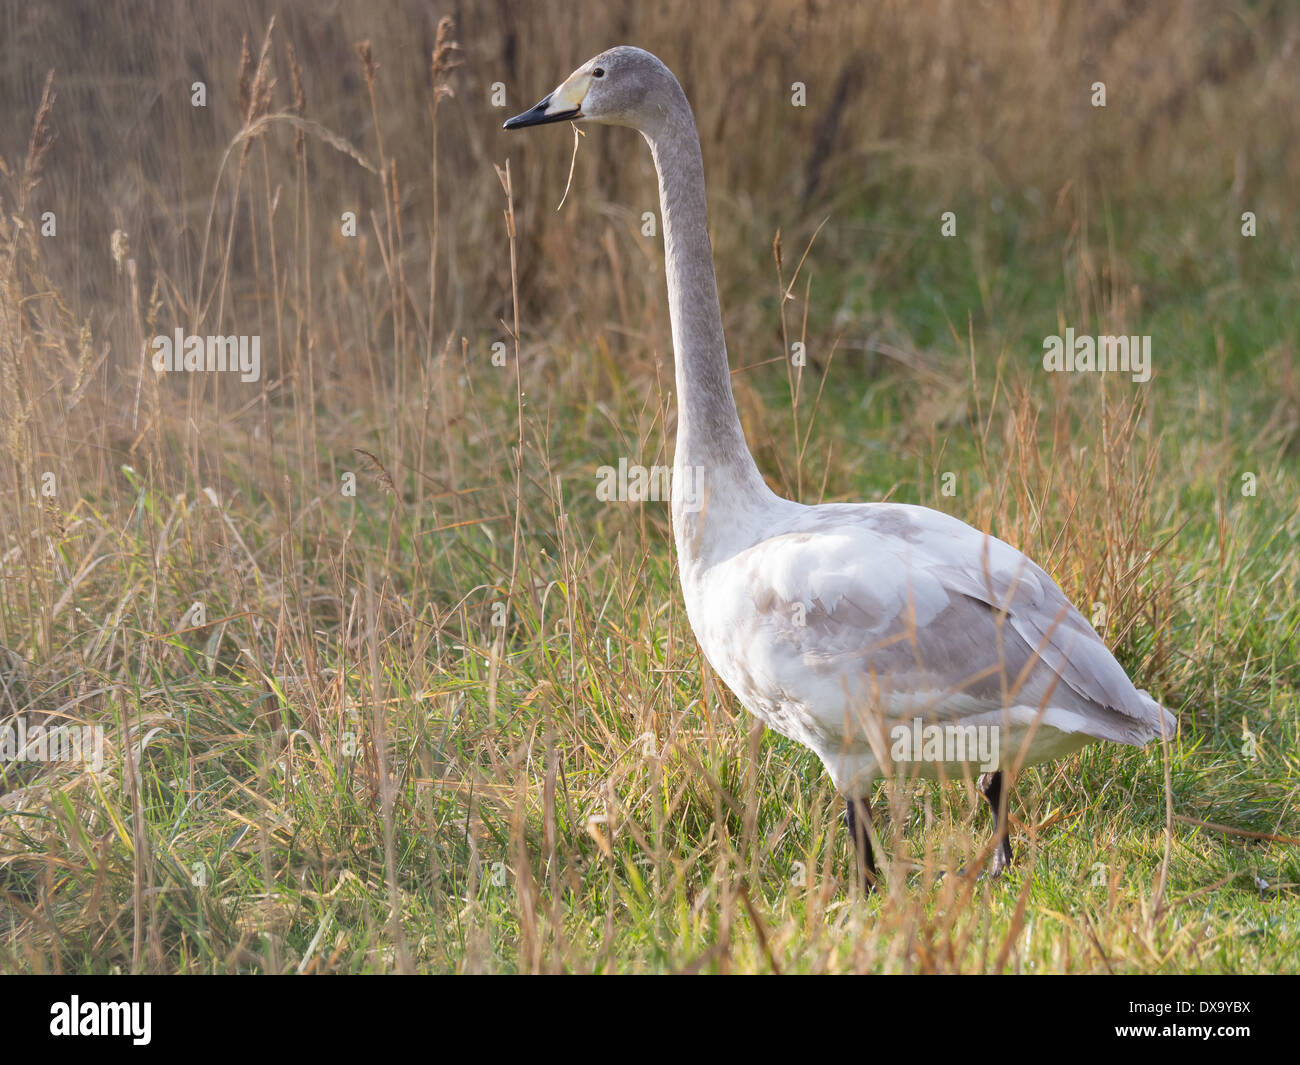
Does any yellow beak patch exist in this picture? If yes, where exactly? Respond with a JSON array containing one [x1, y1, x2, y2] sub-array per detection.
[[545, 69, 591, 117]]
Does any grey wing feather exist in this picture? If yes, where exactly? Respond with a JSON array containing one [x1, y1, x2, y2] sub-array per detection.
[[930, 552, 1175, 741]]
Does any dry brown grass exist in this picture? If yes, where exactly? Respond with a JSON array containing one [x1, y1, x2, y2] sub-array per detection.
[[0, 1, 1297, 973]]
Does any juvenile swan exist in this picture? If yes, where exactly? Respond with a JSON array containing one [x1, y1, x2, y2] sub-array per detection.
[[505, 47, 1175, 888]]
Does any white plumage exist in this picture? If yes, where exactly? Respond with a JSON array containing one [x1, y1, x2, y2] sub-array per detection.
[[507, 46, 1175, 886], [682, 499, 1174, 791]]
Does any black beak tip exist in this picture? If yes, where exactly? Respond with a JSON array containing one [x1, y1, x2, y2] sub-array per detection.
[[503, 93, 582, 131], [504, 94, 550, 131]]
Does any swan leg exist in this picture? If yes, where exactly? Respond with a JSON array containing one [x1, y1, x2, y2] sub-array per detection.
[[844, 796, 878, 894], [979, 771, 1014, 877]]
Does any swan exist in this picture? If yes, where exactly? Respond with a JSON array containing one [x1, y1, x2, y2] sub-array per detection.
[[504, 46, 1176, 889]]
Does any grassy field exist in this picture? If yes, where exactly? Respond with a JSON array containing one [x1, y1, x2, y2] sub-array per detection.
[[1, 0, 1297, 973]]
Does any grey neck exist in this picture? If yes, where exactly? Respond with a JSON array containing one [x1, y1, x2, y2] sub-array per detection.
[[640, 88, 770, 559]]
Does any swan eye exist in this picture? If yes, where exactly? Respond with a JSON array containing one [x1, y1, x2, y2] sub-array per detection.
[[592, 67, 605, 78]]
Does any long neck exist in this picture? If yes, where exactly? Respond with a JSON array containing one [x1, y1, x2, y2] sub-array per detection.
[[642, 93, 770, 561]]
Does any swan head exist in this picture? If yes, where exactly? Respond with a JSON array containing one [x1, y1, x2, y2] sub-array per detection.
[[503, 47, 676, 132]]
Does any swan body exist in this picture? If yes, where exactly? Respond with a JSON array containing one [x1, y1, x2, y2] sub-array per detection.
[[680, 498, 1173, 794], [506, 46, 1175, 884]]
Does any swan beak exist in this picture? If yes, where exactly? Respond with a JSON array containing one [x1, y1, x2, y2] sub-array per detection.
[[503, 70, 591, 129]]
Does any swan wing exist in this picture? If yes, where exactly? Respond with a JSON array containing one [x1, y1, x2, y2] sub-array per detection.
[[699, 501, 1174, 748]]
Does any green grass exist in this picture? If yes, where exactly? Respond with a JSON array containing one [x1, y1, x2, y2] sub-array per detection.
[[1, 1, 1298, 973]]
